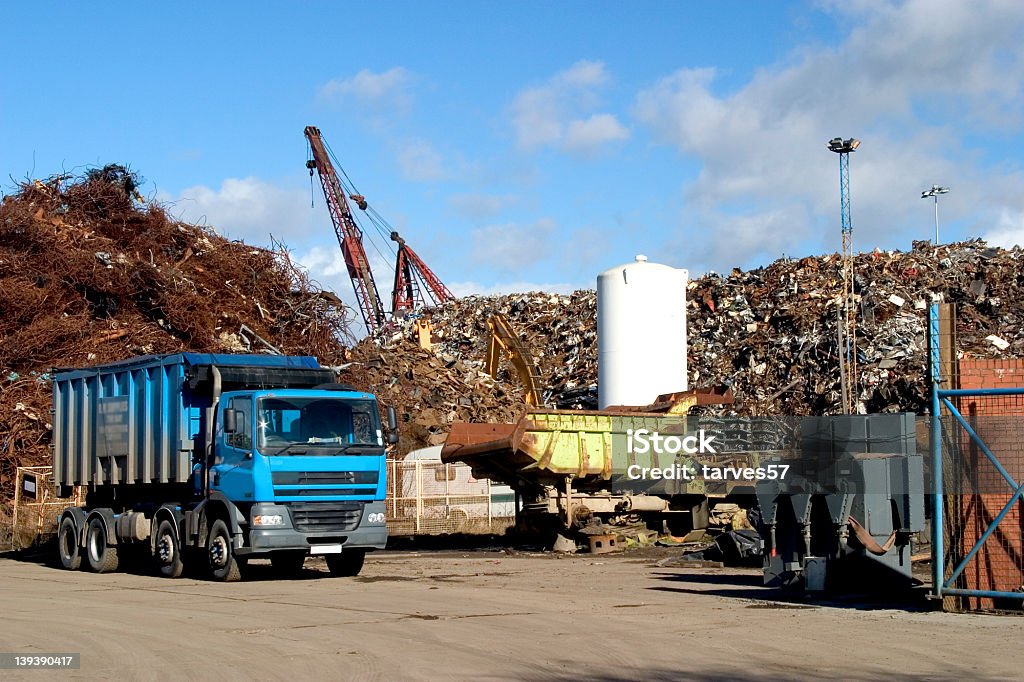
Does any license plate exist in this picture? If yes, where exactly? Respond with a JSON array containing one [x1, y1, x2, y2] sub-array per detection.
[[310, 544, 343, 554]]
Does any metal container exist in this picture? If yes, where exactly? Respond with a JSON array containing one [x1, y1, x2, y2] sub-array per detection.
[[52, 353, 330, 490], [597, 255, 688, 409]]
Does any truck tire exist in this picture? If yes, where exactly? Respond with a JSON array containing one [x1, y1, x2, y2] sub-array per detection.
[[326, 550, 365, 577], [206, 519, 241, 582], [270, 551, 306, 577], [85, 517, 119, 573], [58, 516, 81, 571], [155, 519, 184, 578]]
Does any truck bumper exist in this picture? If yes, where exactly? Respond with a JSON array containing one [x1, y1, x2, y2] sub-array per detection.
[[242, 500, 387, 555]]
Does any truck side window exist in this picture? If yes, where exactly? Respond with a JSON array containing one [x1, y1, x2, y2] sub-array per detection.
[[227, 397, 252, 450]]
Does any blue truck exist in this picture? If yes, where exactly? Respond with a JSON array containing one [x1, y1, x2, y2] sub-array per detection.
[[52, 353, 395, 581]]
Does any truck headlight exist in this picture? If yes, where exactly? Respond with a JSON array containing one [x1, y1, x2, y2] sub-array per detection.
[[253, 514, 285, 526]]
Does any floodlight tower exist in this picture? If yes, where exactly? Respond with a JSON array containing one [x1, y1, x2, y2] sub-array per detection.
[[827, 136, 860, 414], [921, 185, 950, 244]]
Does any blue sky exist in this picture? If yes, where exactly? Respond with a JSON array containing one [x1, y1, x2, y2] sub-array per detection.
[[4, 1, 1024, 319]]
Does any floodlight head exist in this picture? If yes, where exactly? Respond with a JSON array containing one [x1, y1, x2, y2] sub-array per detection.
[[922, 185, 951, 198], [827, 137, 860, 153]]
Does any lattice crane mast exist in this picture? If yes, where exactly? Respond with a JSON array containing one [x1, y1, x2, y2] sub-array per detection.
[[391, 230, 454, 316], [827, 136, 860, 414], [305, 125, 386, 333]]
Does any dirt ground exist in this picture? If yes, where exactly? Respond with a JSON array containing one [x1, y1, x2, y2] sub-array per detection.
[[0, 548, 1021, 681]]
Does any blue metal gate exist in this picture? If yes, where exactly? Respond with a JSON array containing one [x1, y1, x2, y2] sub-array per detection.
[[930, 303, 1024, 609]]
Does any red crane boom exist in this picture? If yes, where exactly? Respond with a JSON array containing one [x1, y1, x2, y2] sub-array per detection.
[[391, 230, 454, 316], [304, 125, 386, 333]]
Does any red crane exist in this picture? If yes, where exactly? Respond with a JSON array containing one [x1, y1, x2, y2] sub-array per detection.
[[304, 125, 386, 333], [391, 230, 454, 316]]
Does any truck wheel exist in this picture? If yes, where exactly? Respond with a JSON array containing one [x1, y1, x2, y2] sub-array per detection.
[[85, 517, 119, 573], [207, 519, 241, 582], [155, 520, 184, 578], [326, 550, 365, 577], [57, 516, 81, 571], [270, 551, 306, 577]]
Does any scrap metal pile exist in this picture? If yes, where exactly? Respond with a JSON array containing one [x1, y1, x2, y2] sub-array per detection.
[[0, 166, 353, 500], [687, 240, 1024, 415], [352, 240, 1024, 443], [341, 291, 598, 453]]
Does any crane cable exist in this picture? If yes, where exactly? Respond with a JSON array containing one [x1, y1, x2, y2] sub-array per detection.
[[316, 139, 398, 279]]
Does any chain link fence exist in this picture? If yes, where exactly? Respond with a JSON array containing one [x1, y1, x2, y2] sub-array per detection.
[[939, 358, 1024, 611], [386, 458, 514, 536], [1, 461, 516, 549]]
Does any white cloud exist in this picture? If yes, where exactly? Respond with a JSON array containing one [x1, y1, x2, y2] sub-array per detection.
[[982, 208, 1024, 248], [562, 114, 630, 155], [511, 60, 630, 155], [554, 60, 608, 88], [448, 193, 520, 220], [295, 243, 398, 338], [470, 218, 556, 272], [319, 67, 414, 112], [165, 177, 317, 247], [397, 139, 446, 182], [682, 205, 815, 272], [631, 0, 1024, 269]]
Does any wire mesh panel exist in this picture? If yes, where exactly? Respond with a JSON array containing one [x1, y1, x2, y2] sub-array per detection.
[[385, 459, 514, 536], [4, 466, 84, 551], [940, 359, 1024, 611]]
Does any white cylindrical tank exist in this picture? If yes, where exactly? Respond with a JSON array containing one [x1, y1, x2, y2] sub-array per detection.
[[597, 255, 687, 409]]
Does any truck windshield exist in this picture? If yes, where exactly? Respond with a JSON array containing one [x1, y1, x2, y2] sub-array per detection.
[[256, 397, 382, 453]]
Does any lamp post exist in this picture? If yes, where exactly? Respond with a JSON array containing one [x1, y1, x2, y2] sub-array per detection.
[[921, 185, 950, 245]]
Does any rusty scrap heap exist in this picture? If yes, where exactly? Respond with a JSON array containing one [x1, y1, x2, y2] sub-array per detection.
[[340, 291, 598, 453], [347, 241, 1024, 444], [687, 241, 1024, 415], [0, 166, 353, 499]]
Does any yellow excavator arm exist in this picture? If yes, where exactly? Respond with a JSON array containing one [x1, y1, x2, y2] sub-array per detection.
[[485, 313, 543, 407]]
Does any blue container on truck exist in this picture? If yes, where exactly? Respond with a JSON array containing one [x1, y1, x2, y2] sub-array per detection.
[[52, 353, 396, 580]]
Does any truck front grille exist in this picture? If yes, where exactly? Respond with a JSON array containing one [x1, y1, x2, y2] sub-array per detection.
[[288, 502, 362, 533], [272, 471, 378, 486]]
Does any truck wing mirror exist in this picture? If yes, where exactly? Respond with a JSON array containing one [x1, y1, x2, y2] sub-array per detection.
[[386, 406, 399, 445], [223, 407, 238, 434]]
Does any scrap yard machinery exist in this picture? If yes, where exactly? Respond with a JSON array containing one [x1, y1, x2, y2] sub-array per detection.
[[304, 125, 453, 333], [444, 406, 927, 594], [441, 389, 745, 540], [485, 313, 543, 407], [391, 230, 453, 317]]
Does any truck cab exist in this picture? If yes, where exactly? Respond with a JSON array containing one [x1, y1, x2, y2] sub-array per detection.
[[211, 388, 388, 561]]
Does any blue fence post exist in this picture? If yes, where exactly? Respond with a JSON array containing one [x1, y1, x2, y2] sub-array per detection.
[[929, 302, 944, 599]]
